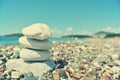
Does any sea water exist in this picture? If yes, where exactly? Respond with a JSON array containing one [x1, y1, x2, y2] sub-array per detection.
[[0, 36, 86, 45], [0, 36, 19, 45]]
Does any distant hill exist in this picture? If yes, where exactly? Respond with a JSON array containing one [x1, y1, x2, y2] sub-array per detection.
[[4, 33, 23, 37], [95, 31, 120, 38], [95, 31, 115, 35], [62, 35, 92, 38], [2, 31, 120, 39], [104, 33, 120, 38]]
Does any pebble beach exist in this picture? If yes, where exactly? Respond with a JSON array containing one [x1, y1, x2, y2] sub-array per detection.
[[0, 38, 120, 80]]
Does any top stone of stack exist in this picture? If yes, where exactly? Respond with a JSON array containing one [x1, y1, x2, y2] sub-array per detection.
[[22, 23, 51, 40]]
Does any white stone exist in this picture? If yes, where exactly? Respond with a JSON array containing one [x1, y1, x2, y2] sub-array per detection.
[[19, 36, 52, 50], [114, 60, 120, 66], [22, 23, 51, 40], [20, 48, 52, 61], [111, 66, 120, 72], [111, 54, 120, 60], [13, 46, 21, 51], [92, 62, 101, 67], [11, 71, 21, 79], [6, 59, 55, 77], [0, 60, 3, 65]]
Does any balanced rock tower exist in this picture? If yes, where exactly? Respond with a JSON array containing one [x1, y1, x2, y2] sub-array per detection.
[[19, 23, 52, 61], [6, 23, 55, 77]]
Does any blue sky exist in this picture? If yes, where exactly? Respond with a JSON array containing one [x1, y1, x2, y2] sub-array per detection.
[[0, 0, 120, 36]]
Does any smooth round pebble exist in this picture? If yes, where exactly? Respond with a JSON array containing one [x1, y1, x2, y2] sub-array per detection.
[[22, 23, 51, 40]]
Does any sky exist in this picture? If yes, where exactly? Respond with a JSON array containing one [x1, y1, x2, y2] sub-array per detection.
[[0, 0, 120, 37]]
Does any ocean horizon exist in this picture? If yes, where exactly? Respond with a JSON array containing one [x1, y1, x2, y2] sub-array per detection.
[[0, 36, 87, 45]]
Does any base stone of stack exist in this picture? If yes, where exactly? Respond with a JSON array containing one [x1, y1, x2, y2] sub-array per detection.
[[6, 59, 55, 77]]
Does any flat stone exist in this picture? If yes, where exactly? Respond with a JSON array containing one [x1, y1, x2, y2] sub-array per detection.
[[19, 36, 52, 50], [111, 54, 120, 60], [11, 71, 21, 79], [22, 23, 51, 40], [20, 48, 52, 61], [6, 59, 55, 77]]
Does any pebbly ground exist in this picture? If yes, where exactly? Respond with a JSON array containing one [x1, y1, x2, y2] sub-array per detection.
[[0, 38, 120, 80]]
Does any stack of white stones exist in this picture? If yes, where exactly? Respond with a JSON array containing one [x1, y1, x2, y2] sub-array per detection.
[[19, 23, 52, 61], [6, 23, 55, 77]]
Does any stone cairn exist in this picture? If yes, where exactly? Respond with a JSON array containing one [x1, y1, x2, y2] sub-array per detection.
[[6, 23, 55, 77], [19, 23, 52, 62]]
